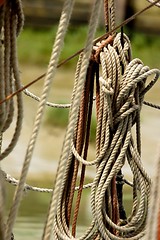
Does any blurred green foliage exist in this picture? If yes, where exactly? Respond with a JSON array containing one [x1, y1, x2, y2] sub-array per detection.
[[45, 106, 97, 143], [45, 107, 69, 128], [18, 26, 159, 142], [18, 26, 160, 68]]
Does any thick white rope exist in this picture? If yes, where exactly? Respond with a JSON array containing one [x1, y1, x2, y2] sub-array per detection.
[[5, 0, 75, 239]]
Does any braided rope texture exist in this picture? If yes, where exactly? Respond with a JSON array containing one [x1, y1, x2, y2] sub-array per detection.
[[0, 0, 24, 161], [43, 1, 103, 239], [0, 0, 159, 239], [5, 0, 75, 239], [0, 1, 24, 239], [48, 30, 159, 239]]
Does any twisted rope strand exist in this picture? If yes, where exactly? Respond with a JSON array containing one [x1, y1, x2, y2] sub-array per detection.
[[6, 0, 75, 239], [0, 0, 159, 239], [0, 5, 23, 161], [48, 1, 102, 239]]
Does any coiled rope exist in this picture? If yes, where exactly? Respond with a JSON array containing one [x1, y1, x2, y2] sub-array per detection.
[[52, 29, 159, 239], [42, 1, 103, 239], [89, 33, 159, 239], [0, 0, 159, 239], [41, 7, 159, 240], [0, 1, 23, 239], [0, 0, 24, 161]]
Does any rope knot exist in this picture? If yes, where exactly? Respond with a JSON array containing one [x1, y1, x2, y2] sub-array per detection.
[[99, 76, 114, 96], [92, 35, 114, 63]]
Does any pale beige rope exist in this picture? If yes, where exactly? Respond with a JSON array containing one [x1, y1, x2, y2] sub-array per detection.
[[0, 6, 5, 132], [5, 0, 75, 239], [108, 0, 116, 31], [23, 86, 160, 112], [3, 1, 14, 132], [41, 1, 102, 239], [145, 147, 160, 240], [50, 32, 159, 239], [2, 168, 133, 196], [146, 0, 160, 7], [24, 88, 71, 108], [64, 33, 159, 239], [2, 169, 93, 193], [90, 54, 159, 238], [0, 7, 5, 239], [0, 0, 24, 161]]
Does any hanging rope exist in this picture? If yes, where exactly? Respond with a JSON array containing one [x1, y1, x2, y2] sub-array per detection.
[[42, 1, 102, 239], [0, 0, 24, 161], [5, 0, 75, 239], [0, 0, 159, 239], [90, 32, 159, 239], [41, 5, 159, 239], [0, 1, 24, 237]]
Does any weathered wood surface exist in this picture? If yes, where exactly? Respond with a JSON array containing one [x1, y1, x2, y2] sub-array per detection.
[[22, 0, 160, 33]]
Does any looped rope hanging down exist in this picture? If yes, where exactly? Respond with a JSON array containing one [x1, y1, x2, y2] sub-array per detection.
[[0, 0, 159, 239], [0, 0, 24, 161], [43, 1, 160, 239], [45, 20, 160, 240], [0, 1, 24, 239], [5, 0, 75, 239], [90, 33, 159, 239]]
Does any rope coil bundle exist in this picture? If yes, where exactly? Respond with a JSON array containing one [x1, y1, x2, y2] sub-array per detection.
[[50, 27, 160, 239], [0, 0, 159, 239], [0, 1, 24, 239], [0, 0, 24, 160]]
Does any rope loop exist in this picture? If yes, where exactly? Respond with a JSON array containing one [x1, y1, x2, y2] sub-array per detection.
[[45, 26, 160, 239], [0, 0, 24, 161], [0, 0, 159, 239]]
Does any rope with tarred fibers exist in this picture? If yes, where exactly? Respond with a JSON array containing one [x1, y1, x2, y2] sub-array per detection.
[[43, 1, 102, 239], [70, 33, 159, 239], [6, 0, 75, 239]]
